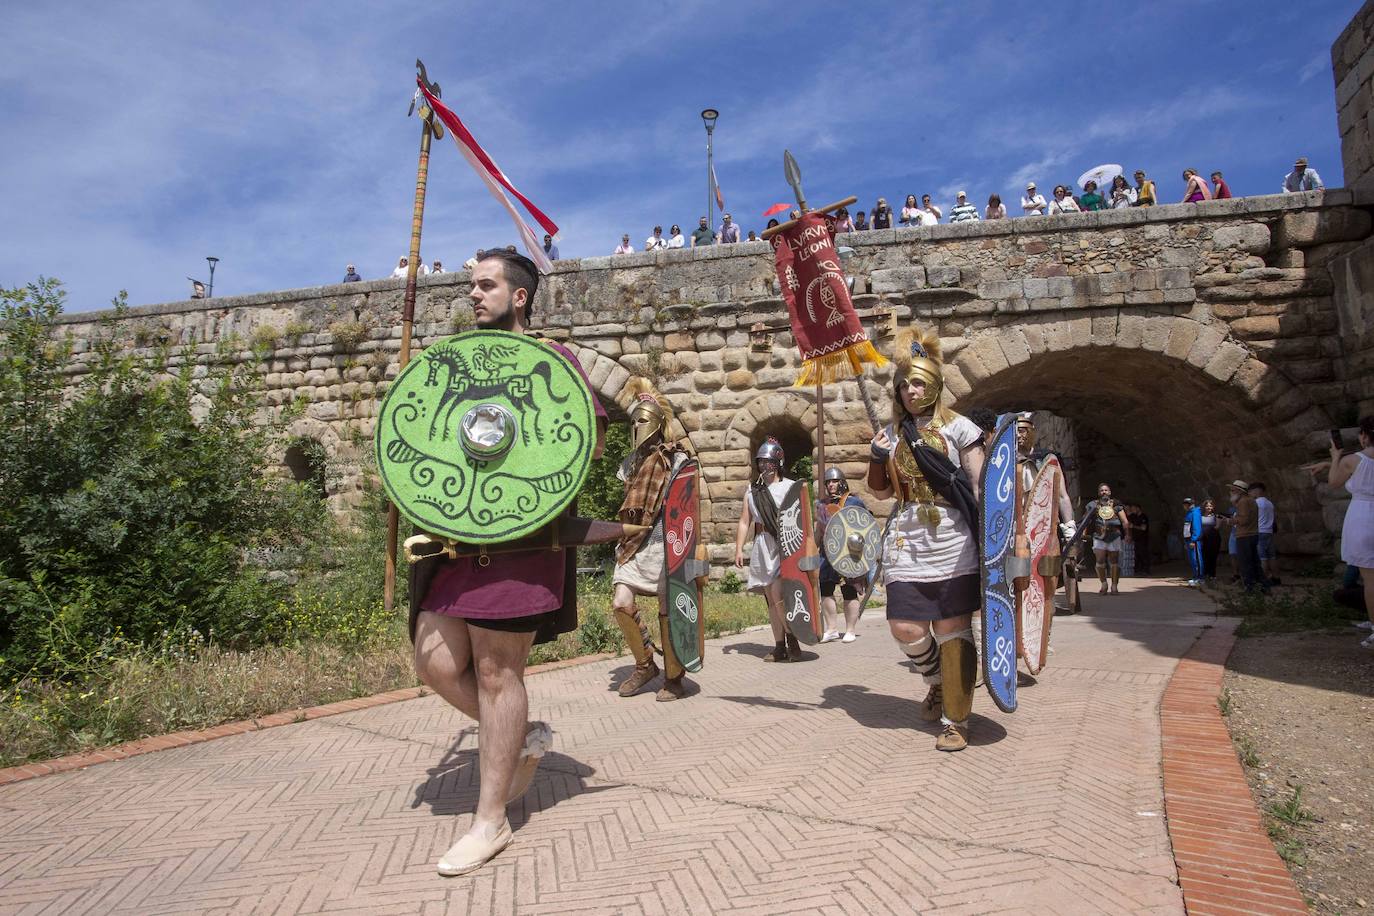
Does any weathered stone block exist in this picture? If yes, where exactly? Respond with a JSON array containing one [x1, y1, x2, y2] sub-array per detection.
[[1210, 223, 1271, 254], [1184, 324, 1228, 368], [1231, 315, 1281, 339], [1164, 320, 1202, 361], [1272, 209, 1373, 248], [1203, 341, 1249, 382], [871, 267, 927, 294], [926, 266, 962, 288]]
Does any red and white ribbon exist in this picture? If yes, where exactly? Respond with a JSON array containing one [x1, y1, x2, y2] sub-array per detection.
[[418, 81, 559, 274]]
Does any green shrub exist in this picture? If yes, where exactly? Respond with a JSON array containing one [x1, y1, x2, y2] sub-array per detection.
[[718, 570, 743, 594], [328, 320, 368, 351], [0, 279, 326, 677]]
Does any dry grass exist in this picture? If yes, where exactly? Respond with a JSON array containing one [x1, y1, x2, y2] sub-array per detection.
[[1, 586, 773, 767]]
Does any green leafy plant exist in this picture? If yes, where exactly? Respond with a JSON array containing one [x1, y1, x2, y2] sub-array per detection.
[[251, 325, 284, 351], [1217, 687, 1233, 716], [283, 319, 311, 346], [327, 320, 369, 352], [718, 570, 744, 594]]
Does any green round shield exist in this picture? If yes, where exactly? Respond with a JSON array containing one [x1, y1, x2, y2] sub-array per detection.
[[823, 504, 881, 579], [375, 330, 596, 544]]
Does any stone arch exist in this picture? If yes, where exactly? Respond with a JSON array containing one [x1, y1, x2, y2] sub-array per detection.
[[284, 437, 329, 500], [946, 314, 1332, 553]]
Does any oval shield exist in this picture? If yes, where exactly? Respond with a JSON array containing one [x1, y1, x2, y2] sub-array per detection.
[[822, 504, 880, 579], [375, 330, 596, 544]]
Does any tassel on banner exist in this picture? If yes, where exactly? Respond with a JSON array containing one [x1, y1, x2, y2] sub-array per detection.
[[794, 339, 888, 387]]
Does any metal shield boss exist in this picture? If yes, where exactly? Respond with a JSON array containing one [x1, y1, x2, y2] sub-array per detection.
[[375, 330, 596, 544], [822, 504, 881, 579]]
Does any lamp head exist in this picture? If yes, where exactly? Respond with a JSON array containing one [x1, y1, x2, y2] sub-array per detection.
[[701, 108, 719, 131]]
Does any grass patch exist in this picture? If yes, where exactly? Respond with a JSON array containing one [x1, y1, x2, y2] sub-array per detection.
[[1217, 585, 1352, 637], [0, 580, 771, 768], [1217, 687, 1233, 716], [1262, 786, 1315, 868]]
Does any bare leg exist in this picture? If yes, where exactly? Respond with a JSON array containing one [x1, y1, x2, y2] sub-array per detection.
[[413, 611, 478, 720], [820, 594, 839, 634], [842, 596, 862, 633], [764, 581, 786, 641], [467, 626, 537, 831], [1361, 567, 1374, 628], [1094, 549, 1109, 592]]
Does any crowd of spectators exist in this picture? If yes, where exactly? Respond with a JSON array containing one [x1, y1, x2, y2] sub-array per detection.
[[603, 155, 1324, 253], [338, 156, 1327, 277]]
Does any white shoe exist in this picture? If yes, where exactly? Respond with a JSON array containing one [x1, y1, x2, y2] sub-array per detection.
[[437, 821, 513, 876], [1356, 621, 1374, 631], [1361, 633, 1374, 649], [841, 632, 857, 643], [820, 630, 841, 643]]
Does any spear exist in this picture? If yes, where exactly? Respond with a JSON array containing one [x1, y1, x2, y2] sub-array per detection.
[[384, 59, 446, 613]]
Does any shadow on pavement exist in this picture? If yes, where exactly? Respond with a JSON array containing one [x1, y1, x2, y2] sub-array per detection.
[[410, 736, 609, 826]]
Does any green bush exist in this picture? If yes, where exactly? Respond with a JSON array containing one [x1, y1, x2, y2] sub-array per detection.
[[0, 279, 326, 677], [718, 570, 744, 594]]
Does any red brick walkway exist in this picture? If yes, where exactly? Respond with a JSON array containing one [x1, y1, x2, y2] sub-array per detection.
[[1160, 619, 1309, 915], [0, 579, 1286, 913]]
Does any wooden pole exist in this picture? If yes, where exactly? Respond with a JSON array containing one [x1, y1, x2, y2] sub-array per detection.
[[760, 196, 857, 241], [384, 115, 435, 613]]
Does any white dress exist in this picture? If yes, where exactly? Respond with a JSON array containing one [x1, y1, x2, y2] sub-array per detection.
[[1342, 453, 1374, 568], [882, 415, 983, 584], [746, 478, 796, 591]]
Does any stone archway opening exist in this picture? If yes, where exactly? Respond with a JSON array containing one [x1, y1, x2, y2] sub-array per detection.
[[750, 413, 815, 482], [284, 437, 329, 500], [957, 346, 1321, 557]]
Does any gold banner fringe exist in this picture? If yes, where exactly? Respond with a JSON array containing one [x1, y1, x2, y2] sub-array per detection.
[[794, 340, 888, 387]]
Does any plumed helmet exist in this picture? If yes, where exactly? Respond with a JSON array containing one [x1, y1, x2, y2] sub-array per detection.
[[754, 437, 784, 466], [619, 376, 672, 449], [1014, 411, 1037, 449], [893, 325, 943, 412], [822, 465, 848, 493]]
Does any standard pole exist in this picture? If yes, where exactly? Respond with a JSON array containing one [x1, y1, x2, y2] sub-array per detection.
[[384, 117, 435, 613], [815, 375, 826, 499]]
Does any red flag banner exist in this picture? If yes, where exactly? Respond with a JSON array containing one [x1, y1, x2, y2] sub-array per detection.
[[772, 212, 887, 385]]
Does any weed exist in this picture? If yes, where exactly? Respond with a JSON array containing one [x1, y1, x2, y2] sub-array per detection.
[[1220, 587, 1351, 637], [328, 320, 369, 352], [251, 325, 284, 351], [284, 319, 311, 345], [718, 570, 744, 594], [1265, 785, 1314, 826], [1235, 734, 1260, 768], [1217, 687, 1233, 716]]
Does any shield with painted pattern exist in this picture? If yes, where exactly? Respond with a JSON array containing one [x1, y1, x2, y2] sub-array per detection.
[[375, 330, 596, 544]]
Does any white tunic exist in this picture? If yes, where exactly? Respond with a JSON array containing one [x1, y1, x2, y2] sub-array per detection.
[[745, 478, 796, 590], [882, 415, 983, 584]]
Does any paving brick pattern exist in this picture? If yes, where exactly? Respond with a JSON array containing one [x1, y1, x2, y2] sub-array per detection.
[[1, 581, 1223, 914], [1161, 621, 1308, 915]]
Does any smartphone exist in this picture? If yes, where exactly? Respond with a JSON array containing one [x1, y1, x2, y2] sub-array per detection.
[[1330, 428, 1344, 450]]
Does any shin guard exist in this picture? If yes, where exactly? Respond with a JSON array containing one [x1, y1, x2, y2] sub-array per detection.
[[613, 604, 653, 667], [897, 633, 941, 684], [1109, 561, 1121, 587], [658, 610, 684, 681], [935, 629, 976, 723]]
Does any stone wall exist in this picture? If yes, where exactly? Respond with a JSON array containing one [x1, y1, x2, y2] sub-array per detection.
[[52, 192, 1374, 568], [1335, 0, 1374, 195]]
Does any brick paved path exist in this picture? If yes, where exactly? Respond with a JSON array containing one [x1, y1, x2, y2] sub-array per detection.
[[0, 579, 1220, 915]]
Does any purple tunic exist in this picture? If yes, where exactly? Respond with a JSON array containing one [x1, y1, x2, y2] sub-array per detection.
[[420, 341, 606, 620]]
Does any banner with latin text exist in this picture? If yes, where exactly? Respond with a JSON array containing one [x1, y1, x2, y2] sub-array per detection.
[[771, 212, 886, 385]]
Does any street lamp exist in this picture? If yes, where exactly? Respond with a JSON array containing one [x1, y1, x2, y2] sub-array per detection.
[[206, 256, 219, 298], [701, 108, 719, 238]]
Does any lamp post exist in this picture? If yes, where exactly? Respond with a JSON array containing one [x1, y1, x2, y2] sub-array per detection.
[[701, 108, 719, 239], [206, 256, 219, 298]]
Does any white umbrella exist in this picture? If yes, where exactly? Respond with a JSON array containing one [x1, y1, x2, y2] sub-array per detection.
[[1077, 163, 1122, 191]]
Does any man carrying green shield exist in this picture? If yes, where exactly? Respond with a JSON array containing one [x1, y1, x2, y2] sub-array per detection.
[[610, 377, 693, 701], [408, 251, 606, 876]]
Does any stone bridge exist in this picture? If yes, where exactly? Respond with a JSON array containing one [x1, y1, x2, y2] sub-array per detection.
[[54, 189, 1374, 568]]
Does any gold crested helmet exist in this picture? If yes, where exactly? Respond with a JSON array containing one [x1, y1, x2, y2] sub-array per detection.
[[893, 325, 944, 413], [619, 376, 672, 449]]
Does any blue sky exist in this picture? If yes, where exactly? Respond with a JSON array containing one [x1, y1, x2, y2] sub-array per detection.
[[0, 0, 1363, 312]]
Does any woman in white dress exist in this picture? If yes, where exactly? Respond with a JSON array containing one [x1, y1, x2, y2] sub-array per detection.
[[1319, 416, 1374, 646], [868, 326, 985, 751], [735, 438, 800, 662]]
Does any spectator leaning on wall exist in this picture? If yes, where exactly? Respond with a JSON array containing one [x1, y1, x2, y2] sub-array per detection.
[[1282, 156, 1324, 192]]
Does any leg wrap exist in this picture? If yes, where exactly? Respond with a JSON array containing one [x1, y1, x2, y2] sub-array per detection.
[[934, 629, 976, 724], [613, 604, 653, 667], [897, 633, 941, 684], [658, 610, 684, 681]]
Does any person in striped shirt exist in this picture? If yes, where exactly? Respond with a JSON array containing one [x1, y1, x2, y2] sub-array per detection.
[[949, 191, 980, 222]]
